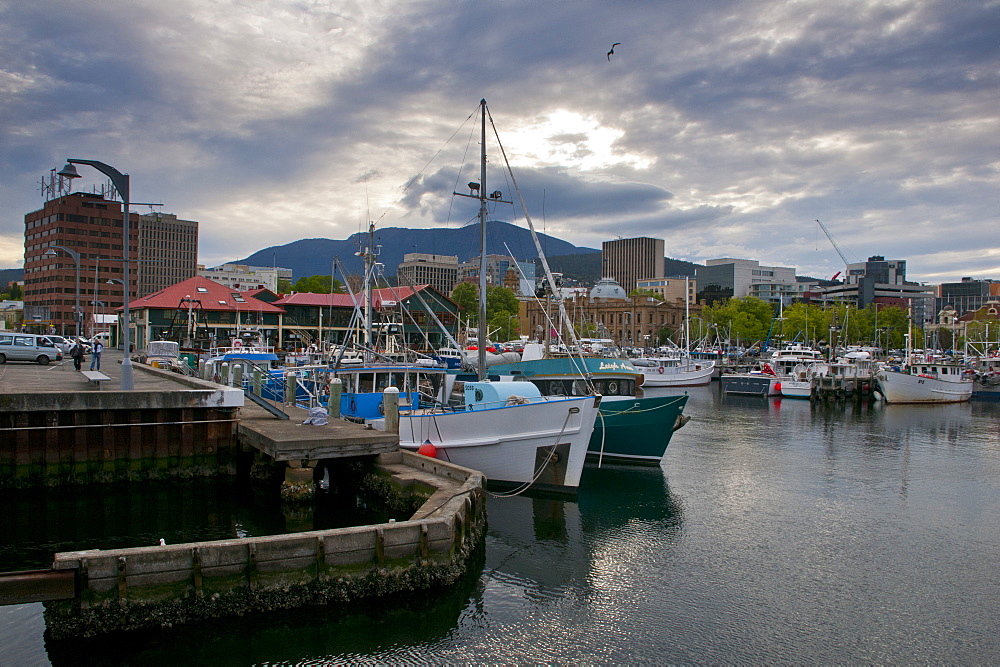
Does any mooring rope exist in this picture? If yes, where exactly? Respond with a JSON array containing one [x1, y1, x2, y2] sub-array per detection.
[[487, 407, 574, 498]]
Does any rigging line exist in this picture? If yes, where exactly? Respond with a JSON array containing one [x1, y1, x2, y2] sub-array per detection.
[[446, 109, 481, 229], [371, 103, 479, 228]]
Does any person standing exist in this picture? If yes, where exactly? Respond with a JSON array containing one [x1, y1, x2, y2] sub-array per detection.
[[71, 338, 85, 371], [90, 339, 103, 371]]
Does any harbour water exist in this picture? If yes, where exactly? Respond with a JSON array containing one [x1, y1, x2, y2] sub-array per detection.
[[2, 385, 999, 663]]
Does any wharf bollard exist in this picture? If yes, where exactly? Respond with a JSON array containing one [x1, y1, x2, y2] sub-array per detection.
[[285, 371, 296, 404], [232, 363, 244, 388], [252, 368, 262, 395], [383, 386, 400, 434], [220, 362, 230, 385], [329, 378, 342, 418], [198, 359, 205, 380]]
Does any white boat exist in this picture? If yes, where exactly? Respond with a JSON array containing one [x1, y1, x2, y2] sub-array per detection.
[[876, 360, 973, 404], [630, 355, 714, 387], [779, 362, 827, 398], [363, 99, 601, 493], [397, 382, 601, 492]]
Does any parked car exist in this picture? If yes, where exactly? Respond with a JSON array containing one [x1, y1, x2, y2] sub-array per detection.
[[44, 334, 74, 355], [0, 333, 64, 364]]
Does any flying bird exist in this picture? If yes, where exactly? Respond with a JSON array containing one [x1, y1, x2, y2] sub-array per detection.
[[607, 43, 621, 61]]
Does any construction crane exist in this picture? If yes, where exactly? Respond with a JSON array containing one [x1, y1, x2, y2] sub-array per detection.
[[815, 219, 855, 267]]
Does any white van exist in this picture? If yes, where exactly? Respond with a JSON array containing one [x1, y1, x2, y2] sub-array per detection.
[[0, 333, 65, 364]]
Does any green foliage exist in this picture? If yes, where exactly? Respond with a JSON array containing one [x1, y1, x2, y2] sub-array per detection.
[[450, 283, 519, 337], [276, 278, 293, 294], [291, 275, 343, 294], [701, 296, 775, 342], [450, 283, 479, 322], [629, 289, 661, 299]]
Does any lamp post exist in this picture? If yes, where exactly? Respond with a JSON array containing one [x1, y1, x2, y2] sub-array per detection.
[[506, 314, 517, 342], [44, 245, 81, 337], [59, 159, 133, 390]]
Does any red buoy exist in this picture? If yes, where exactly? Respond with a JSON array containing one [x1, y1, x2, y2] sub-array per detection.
[[417, 440, 437, 457], [773, 382, 782, 393]]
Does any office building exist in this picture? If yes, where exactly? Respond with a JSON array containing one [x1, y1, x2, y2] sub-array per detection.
[[602, 237, 664, 294], [396, 253, 459, 294], [696, 258, 797, 305], [137, 212, 199, 297], [459, 255, 536, 295], [936, 277, 1000, 317], [197, 264, 291, 293], [23, 190, 138, 336], [812, 255, 934, 322], [636, 277, 696, 305]]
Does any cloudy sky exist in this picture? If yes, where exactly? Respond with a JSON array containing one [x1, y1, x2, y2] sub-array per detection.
[[2, 0, 998, 284]]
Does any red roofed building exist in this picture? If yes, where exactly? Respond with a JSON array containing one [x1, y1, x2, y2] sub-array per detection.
[[124, 277, 461, 353]]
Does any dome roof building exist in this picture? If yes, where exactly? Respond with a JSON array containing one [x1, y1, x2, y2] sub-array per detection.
[[590, 278, 630, 301]]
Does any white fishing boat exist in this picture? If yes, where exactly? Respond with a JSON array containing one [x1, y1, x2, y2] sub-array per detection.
[[630, 354, 714, 387], [358, 99, 601, 493], [875, 359, 973, 404]]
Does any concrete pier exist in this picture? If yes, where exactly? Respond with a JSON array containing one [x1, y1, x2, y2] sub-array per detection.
[[40, 452, 486, 639]]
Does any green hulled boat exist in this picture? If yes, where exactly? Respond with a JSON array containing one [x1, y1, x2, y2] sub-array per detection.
[[491, 351, 689, 465]]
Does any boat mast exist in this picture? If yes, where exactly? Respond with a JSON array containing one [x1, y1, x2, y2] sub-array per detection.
[[477, 99, 488, 380], [685, 276, 691, 353]]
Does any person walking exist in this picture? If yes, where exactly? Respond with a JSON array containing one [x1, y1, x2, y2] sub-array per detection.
[[70, 338, 85, 371], [90, 339, 103, 371]]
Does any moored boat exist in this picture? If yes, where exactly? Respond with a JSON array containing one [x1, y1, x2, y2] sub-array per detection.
[[876, 360, 973, 404], [491, 344, 690, 465], [630, 355, 714, 387]]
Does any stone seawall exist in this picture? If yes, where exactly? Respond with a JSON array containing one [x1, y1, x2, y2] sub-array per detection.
[[43, 451, 486, 638]]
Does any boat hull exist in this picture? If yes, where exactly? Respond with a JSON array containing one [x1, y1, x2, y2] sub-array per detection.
[[634, 362, 714, 387], [779, 380, 812, 399], [397, 395, 600, 493], [876, 370, 973, 404], [720, 373, 779, 396], [589, 394, 689, 465]]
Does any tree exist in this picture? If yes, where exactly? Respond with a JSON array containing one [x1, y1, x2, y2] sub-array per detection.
[[702, 296, 775, 344], [276, 278, 293, 294], [290, 275, 343, 294], [449, 283, 519, 340], [450, 283, 479, 324], [7, 283, 22, 300]]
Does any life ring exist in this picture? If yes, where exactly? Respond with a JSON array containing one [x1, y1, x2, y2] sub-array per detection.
[[607, 381, 618, 394], [657, 366, 665, 374], [233, 340, 242, 348]]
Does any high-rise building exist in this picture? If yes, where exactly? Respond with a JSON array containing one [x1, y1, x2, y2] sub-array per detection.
[[23, 191, 138, 336], [396, 253, 459, 294], [601, 237, 665, 293], [23, 172, 200, 337], [136, 212, 199, 297]]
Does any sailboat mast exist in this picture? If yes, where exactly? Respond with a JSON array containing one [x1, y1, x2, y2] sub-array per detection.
[[477, 98, 488, 381], [685, 276, 691, 353]]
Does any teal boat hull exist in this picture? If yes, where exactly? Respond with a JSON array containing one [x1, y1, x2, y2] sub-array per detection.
[[589, 394, 689, 465]]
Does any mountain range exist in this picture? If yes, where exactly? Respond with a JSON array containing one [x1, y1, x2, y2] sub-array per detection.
[[241, 220, 701, 285], [241, 220, 597, 279]]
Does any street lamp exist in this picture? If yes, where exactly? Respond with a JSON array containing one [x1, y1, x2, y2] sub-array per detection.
[[44, 245, 81, 337], [59, 159, 133, 390]]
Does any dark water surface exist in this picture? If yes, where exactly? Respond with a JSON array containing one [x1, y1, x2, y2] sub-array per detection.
[[2, 386, 999, 663]]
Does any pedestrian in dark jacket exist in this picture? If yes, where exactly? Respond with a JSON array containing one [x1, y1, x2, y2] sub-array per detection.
[[71, 339, 85, 371]]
